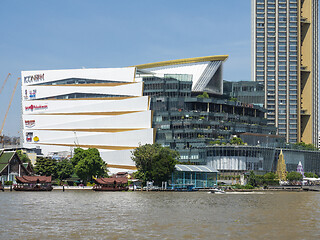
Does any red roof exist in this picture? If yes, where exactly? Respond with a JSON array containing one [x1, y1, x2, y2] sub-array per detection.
[[15, 176, 52, 184], [94, 177, 128, 185]]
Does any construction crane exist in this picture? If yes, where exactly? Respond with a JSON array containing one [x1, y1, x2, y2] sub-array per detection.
[[0, 77, 20, 147], [0, 73, 11, 95]]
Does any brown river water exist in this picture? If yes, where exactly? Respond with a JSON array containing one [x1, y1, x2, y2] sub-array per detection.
[[0, 191, 319, 240]]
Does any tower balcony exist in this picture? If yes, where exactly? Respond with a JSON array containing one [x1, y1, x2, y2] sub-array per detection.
[[300, 17, 310, 24], [300, 65, 310, 73], [300, 109, 311, 116]]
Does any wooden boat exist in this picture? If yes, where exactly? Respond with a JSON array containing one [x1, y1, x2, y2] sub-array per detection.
[[13, 176, 53, 191], [92, 177, 129, 191], [209, 188, 226, 194]]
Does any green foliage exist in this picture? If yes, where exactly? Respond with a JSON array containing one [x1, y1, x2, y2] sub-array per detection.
[[56, 159, 74, 180], [17, 150, 30, 163], [230, 137, 244, 145], [293, 142, 318, 151], [197, 91, 209, 98], [71, 148, 86, 167], [4, 181, 13, 185], [209, 140, 221, 145], [34, 157, 57, 177], [229, 97, 238, 102], [304, 172, 318, 178], [246, 171, 279, 187], [131, 143, 179, 186], [233, 184, 254, 189], [247, 171, 257, 187], [286, 172, 303, 182], [71, 148, 108, 183]]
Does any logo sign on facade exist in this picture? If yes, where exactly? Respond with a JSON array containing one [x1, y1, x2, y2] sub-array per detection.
[[24, 90, 28, 100], [29, 89, 37, 99], [25, 120, 35, 128], [24, 74, 45, 84], [25, 104, 48, 111], [24, 89, 37, 100], [33, 136, 39, 142], [26, 132, 33, 142]]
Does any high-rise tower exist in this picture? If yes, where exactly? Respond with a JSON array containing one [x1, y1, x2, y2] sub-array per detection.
[[252, 0, 318, 144]]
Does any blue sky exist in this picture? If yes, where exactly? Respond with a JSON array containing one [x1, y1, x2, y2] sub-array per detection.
[[0, 0, 252, 136]]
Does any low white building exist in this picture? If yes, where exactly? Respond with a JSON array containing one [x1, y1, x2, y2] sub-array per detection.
[[21, 55, 228, 172]]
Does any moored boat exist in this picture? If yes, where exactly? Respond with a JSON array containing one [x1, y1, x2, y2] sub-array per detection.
[[209, 188, 226, 194], [14, 176, 53, 191], [92, 177, 129, 191]]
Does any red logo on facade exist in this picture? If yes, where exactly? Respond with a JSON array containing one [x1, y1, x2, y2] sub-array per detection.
[[25, 120, 35, 128], [25, 105, 48, 111]]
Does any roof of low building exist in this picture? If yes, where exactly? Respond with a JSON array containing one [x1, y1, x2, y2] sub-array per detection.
[[0, 151, 15, 173], [175, 164, 218, 173], [133, 55, 229, 69]]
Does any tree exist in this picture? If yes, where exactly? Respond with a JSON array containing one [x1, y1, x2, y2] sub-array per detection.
[[17, 150, 30, 163], [197, 91, 209, 98], [71, 148, 86, 167], [263, 172, 279, 185], [304, 172, 318, 178], [71, 148, 107, 183], [131, 143, 179, 186], [286, 172, 303, 182], [34, 157, 57, 177], [56, 159, 74, 180], [247, 171, 257, 187], [230, 137, 244, 145], [294, 142, 318, 151]]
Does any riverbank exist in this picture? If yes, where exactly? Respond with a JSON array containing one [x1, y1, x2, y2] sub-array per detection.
[[2, 185, 319, 192]]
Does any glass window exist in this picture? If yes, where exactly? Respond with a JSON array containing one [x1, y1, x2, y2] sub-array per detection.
[[279, 66, 286, 71], [268, 66, 275, 71], [290, 65, 297, 70], [289, 45, 297, 51], [279, 46, 286, 51]]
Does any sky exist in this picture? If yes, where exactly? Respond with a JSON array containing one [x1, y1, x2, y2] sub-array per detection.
[[0, 0, 252, 137]]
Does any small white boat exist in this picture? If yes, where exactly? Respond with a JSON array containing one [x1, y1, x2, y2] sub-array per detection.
[[209, 188, 226, 194]]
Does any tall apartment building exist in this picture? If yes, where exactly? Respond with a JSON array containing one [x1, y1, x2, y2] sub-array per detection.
[[252, 0, 318, 144]]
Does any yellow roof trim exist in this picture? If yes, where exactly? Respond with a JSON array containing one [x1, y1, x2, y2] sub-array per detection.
[[132, 55, 229, 69], [107, 164, 137, 170], [35, 111, 142, 116], [33, 128, 146, 133], [36, 143, 136, 151]]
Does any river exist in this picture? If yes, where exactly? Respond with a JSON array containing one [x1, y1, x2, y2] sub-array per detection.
[[0, 191, 319, 239]]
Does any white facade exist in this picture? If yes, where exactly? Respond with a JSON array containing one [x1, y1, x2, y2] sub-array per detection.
[[21, 56, 228, 173], [21, 68, 154, 173]]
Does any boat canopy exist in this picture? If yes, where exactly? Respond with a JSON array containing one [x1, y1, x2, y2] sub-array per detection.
[[94, 177, 128, 185], [15, 176, 52, 184]]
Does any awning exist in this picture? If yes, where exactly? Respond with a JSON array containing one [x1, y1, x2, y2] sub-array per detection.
[[175, 164, 218, 173]]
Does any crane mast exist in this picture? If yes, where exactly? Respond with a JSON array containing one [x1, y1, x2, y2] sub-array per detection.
[[0, 77, 20, 146], [0, 73, 11, 95]]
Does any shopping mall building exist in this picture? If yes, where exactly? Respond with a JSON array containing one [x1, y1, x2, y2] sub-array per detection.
[[21, 55, 320, 174]]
